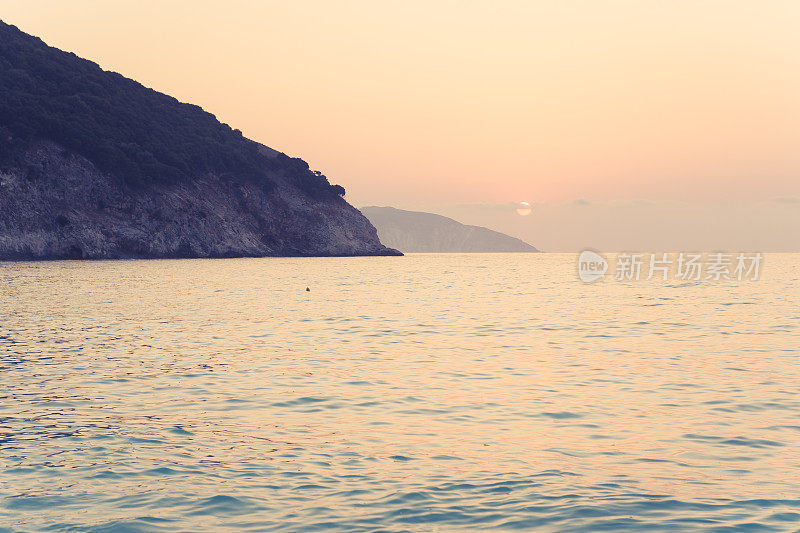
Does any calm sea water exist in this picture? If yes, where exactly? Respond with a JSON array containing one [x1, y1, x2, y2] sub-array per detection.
[[1, 253, 799, 532]]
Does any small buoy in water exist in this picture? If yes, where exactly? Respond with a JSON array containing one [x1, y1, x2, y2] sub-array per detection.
[[306, 287, 310, 292]]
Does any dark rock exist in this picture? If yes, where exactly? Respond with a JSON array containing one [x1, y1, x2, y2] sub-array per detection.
[[0, 20, 400, 260]]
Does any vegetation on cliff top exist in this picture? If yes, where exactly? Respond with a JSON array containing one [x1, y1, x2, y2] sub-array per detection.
[[0, 20, 343, 197]]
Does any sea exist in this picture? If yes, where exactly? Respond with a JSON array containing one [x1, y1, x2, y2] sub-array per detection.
[[1, 253, 799, 532]]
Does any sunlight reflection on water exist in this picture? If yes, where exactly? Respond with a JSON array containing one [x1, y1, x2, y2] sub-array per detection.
[[1, 254, 799, 531]]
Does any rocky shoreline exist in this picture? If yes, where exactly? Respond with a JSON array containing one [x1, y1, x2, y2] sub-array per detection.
[[0, 139, 401, 260]]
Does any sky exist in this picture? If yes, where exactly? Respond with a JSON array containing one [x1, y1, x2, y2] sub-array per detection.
[[2, 1, 799, 250]]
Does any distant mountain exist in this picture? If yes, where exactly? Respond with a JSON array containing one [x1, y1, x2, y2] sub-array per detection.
[[361, 206, 539, 253], [0, 21, 399, 259]]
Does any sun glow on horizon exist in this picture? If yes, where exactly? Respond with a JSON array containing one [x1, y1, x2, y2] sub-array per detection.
[[1, 1, 799, 207]]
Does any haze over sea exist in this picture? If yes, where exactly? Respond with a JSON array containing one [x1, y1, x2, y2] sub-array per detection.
[[2, 254, 799, 532]]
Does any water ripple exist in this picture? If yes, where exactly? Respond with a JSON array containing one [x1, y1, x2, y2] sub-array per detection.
[[1, 254, 799, 531]]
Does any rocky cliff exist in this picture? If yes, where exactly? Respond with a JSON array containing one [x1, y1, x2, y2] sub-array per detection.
[[361, 206, 539, 253], [0, 21, 399, 259]]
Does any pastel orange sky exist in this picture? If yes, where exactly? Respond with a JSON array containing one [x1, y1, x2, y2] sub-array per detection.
[[2, 0, 799, 207]]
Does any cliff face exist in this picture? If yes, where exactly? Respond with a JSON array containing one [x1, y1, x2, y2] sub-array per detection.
[[361, 206, 539, 253], [0, 140, 398, 259], [0, 21, 399, 259]]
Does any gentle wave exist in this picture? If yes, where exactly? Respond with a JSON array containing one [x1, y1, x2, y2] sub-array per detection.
[[1, 254, 799, 531]]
